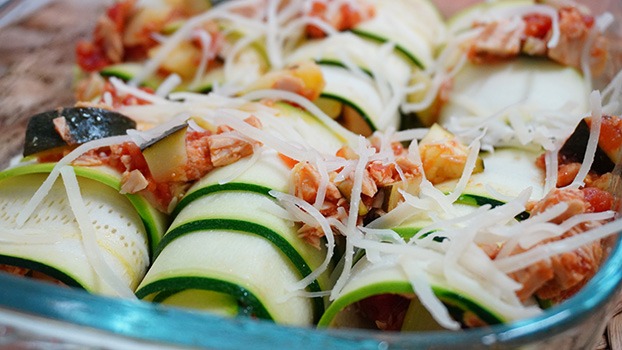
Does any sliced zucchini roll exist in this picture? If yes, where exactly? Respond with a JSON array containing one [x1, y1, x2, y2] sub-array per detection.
[[0, 163, 167, 297], [350, 0, 445, 69], [284, 33, 412, 135], [409, 0, 601, 135], [135, 100, 348, 325], [136, 156, 328, 324], [318, 258, 510, 330]]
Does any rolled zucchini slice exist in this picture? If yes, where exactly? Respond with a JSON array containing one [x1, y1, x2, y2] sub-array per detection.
[[285, 32, 413, 87], [136, 100, 347, 325], [318, 259, 505, 330], [0, 164, 167, 296], [318, 64, 400, 136], [136, 181, 330, 325], [351, 0, 445, 68]]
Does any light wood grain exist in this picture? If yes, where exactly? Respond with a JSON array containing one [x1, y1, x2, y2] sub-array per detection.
[[0, 0, 109, 168]]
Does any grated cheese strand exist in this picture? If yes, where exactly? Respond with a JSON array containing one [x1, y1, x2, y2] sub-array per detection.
[[566, 91, 603, 189], [16, 135, 131, 227], [59, 166, 136, 298], [269, 190, 336, 292], [190, 29, 214, 89], [496, 218, 622, 274], [445, 135, 483, 204], [110, 77, 169, 105], [330, 137, 375, 299], [155, 74, 182, 97], [400, 258, 461, 330], [241, 89, 359, 145]]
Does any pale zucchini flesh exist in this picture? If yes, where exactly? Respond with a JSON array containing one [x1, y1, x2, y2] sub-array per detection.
[[0, 173, 150, 295], [439, 58, 588, 125], [136, 229, 318, 325], [318, 259, 504, 329], [434, 148, 546, 206]]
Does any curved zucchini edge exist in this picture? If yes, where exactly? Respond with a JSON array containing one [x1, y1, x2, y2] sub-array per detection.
[[453, 194, 530, 221], [0, 255, 85, 290], [0, 163, 167, 256], [153, 218, 325, 319], [317, 280, 504, 328], [135, 276, 273, 320], [171, 183, 273, 218], [320, 92, 377, 134], [349, 29, 425, 69]]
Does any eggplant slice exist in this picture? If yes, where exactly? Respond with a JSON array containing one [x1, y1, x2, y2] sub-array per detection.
[[23, 107, 136, 157]]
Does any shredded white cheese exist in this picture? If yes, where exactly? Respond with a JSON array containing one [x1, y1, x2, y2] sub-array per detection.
[[59, 166, 135, 298], [16, 135, 131, 227], [565, 90, 603, 189]]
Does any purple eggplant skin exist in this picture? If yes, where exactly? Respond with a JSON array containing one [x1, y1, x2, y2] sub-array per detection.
[[23, 107, 136, 157], [559, 118, 615, 175]]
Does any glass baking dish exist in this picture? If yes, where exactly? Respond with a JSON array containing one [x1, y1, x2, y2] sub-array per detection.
[[0, 0, 621, 349]]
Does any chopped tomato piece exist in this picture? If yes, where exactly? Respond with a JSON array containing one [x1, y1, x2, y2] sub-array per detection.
[[586, 115, 622, 161], [522, 13, 552, 39], [279, 153, 299, 169], [76, 41, 112, 72], [581, 187, 614, 213]]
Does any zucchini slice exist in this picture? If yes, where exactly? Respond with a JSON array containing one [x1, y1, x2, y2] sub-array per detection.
[[137, 157, 331, 324], [446, 0, 535, 35], [285, 32, 413, 87], [351, 0, 444, 69], [0, 163, 167, 254], [364, 0, 446, 49], [0, 168, 161, 295], [434, 148, 546, 207], [439, 57, 588, 126], [136, 229, 314, 324], [23, 107, 136, 157], [318, 259, 505, 329], [151, 289, 239, 317], [318, 64, 399, 135], [136, 101, 349, 325]]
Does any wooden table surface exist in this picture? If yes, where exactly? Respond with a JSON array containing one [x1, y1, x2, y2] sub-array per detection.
[[0, 1, 620, 349]]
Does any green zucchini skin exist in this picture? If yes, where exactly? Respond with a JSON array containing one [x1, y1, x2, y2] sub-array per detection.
[[136, 102, 346, 326], [136, 155, 330, 325], [136, 276, 272, 320], [317, 260, 504, 330], [0, 255, 84, 289], [320, 146, 548, 330], [0, 163, 167, 255], [0, 167, 159, 296]]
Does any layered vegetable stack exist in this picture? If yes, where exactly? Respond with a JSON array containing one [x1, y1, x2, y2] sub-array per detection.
[[1, 0, 622, 331]]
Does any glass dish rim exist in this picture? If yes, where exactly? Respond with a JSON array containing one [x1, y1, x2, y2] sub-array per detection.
[[0, 232, 620, 349]]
